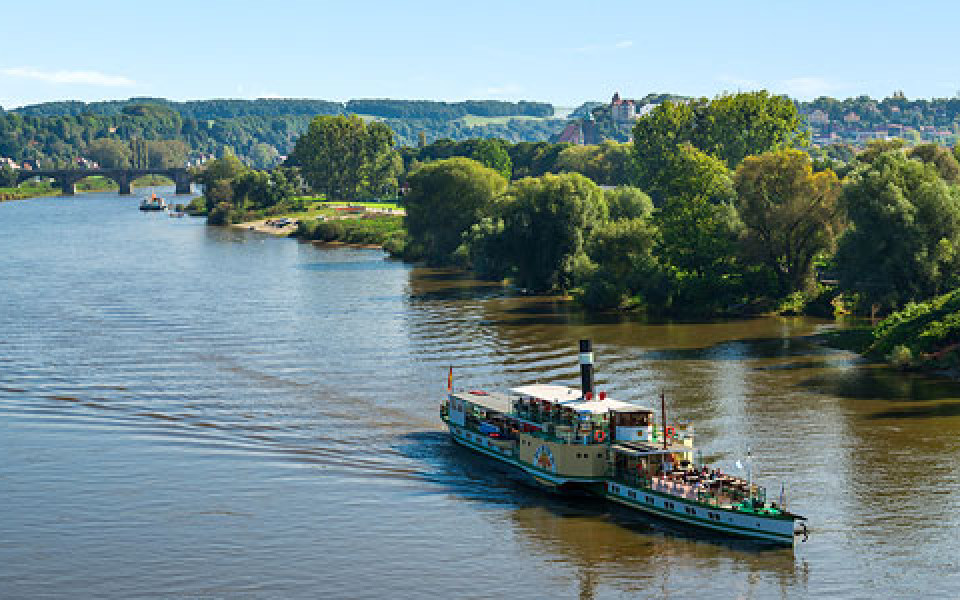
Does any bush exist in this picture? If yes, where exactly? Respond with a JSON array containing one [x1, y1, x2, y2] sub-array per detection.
[[889, 345, 914, 370], [207, 202, 233, 225]]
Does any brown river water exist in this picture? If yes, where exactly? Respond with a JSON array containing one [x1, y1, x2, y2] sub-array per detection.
[[2, 189, 960, 598]]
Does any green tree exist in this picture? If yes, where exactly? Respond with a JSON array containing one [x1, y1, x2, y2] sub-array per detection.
[[194, 153, 247, 188], [470, 138, 512, 180], [85, 138, 131, 168], [577, 217, 659, 308], [0, 164, 17, 187], [632, 92, 802, 201], [292, 115, 398, 200], [836, 151, 960, 310], [404, 157, 507, 264], [734, 148, 844, 295], [604, 186, 653, 220], [698, 91, 804, 167], [249, 143, 280, 169], [495, 173, 607, 292], [908, 143, 960, 183], [145, 139, 189, 169]]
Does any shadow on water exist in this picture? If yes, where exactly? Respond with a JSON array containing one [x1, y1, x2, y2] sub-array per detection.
[[644, 335, 834, 361], [798, 366, 960, 403]]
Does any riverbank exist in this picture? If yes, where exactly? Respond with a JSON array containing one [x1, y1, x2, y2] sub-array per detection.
[[0, 183, 62, 201], [817, 287, 960, 373]]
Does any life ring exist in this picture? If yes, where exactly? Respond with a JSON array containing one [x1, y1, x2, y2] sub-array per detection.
[[594, 430, 607, 443], [666, 426, 676, 436]]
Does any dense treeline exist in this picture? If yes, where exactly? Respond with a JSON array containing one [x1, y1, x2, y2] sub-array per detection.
[[402, 138, 635, 185], [1, 98, 565, 167], [394, 91, 960, 324], [345, 99, 552, 119], [0, 105, 311, 168], [15, 97, 554, 121], [12, 98, 342, 119]]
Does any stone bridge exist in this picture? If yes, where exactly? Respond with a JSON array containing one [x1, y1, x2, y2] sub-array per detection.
[[16, 168, 193, 195]]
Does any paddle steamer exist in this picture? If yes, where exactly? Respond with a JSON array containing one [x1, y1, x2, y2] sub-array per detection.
[[440, 340, 807, 546]]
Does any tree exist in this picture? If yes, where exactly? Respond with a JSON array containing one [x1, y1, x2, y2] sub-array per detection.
[[494, 173, 607, 292], [365, 122, 401, 197], [908, 143, 960, 183], [404, 157, 507, 264], [556, 141, 633, 185], [249, 142, 280, 169], [470, 138, 512, 180], [194, 153, 247, 188], [577, 217, 659, 308], [0, 164, 17, 187], [836, 151, 960, 310], [632, 92, 803, 201], [146, 139, 189, 169], [604, 186, 653, 220], [734, 148, 844, 295], [85, 138, 131, 168], [291, 115, 398, 200], [698, 91, 804, 167]]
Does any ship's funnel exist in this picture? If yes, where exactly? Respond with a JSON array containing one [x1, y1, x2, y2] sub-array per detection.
[[579, 339, 594, 399]]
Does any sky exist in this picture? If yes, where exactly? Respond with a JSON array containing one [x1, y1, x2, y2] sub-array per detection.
[[3, 0, 960, 110]]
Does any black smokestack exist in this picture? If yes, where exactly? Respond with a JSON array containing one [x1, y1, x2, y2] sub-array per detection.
[[579, 339, 594, 399]]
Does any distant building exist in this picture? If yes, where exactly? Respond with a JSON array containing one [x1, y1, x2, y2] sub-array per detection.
[[0, 157, 18, 169], [610, 92, 636, 123], [843, 112, 860, 124], [556, 121, 584, 144]]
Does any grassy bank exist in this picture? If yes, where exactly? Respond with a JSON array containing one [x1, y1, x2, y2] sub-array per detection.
[[818, 288, 960, 372], [296, 214, 405, 250], [0, 182, 61, 201]]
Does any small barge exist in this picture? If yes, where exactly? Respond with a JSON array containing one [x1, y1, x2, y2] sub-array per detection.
[[440, 340, 807, 546]]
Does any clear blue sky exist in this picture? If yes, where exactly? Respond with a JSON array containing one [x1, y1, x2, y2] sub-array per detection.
[[3, 0, 959, 109]]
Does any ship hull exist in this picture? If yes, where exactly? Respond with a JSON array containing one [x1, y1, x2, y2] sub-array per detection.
[[446, 423, 798, 546], [605, 481, 797, 545], [446, 422, 605, 491]]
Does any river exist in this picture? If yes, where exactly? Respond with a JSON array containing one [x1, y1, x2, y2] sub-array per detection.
[[2, 189, 960, 598]]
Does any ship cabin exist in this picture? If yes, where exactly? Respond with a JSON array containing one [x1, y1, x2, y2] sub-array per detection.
[[445, 384, 661, 445], [445, 384, 692, 482]]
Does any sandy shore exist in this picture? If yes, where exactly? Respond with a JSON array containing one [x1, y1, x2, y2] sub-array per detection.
[[231, 218, 300, 236]]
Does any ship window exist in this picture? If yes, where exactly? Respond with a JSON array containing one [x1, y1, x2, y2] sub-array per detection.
[[597, 453, 603, 458], [645, 496, 653, 504], [628, 491, 636, 498]]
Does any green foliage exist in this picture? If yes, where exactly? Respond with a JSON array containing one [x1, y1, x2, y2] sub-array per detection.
[[836, 150, 960, 310], [908, 143, 960, 182], [632, 92, 802, 203], [734, 148, 844, 295], [577, 217, 659, 308], [291, 115, 399, 201], [86, 138, 131, 168], [298, 215, 405, 246], [864, 288, 960, 369], [490, 173, 607, 292], [555, 141, 634, 185], [344, 99, 553, 119], [404, 157, 508, 265], [604, 186, 653, 220], [0, 164, 16, 187], [469, 138, 512, 180]]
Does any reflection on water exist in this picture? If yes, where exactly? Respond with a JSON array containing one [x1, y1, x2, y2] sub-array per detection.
[[2, 191, 960, 597]]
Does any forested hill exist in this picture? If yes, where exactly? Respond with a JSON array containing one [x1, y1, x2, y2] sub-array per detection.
[[12, 97, 554, 120], [0, 98, 566, 167]]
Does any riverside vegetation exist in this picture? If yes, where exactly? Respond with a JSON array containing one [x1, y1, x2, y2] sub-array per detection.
[[176, 91, 960, 370]]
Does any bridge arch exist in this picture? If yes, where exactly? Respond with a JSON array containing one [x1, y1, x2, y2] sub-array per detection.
[[15, 168, 192, 196]]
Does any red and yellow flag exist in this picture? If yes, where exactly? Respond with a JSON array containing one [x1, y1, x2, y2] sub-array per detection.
[[447, 366, 453, 392]]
